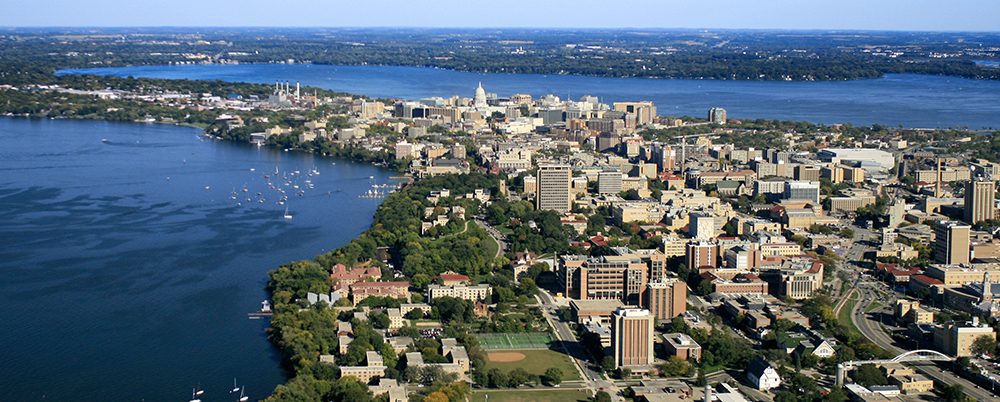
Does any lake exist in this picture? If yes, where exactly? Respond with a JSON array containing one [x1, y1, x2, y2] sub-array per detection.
[[61, 64, 1000, 129], [0, 118, 391, 401]]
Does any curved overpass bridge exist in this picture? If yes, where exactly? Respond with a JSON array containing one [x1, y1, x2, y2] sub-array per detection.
[[836, 349, 953, 386]]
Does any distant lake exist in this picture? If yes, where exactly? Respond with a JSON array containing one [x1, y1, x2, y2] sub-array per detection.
[[976, 60, 1000, 69], [61, 64, 1000, 129], [0, 118, 391, 402]]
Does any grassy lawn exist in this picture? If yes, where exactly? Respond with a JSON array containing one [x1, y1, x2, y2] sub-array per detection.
[[483, 349, 582, 381], [471, 389, 592, 402], [838, 296, 861, 336], [483, 233, 500, 259], [701, 363, 725, 375]]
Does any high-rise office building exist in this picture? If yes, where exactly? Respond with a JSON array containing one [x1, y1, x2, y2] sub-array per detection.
[[934, 221, 971, 265], [964, 178, 996, 224], [686, 241, 718, 270], [611, 308, 655, 368], [598, 170, 624, 195], [656, 145, 676, 173], [708, 107, 727, 125], [537, 165, 572, 212], [613, 102, 657, 126], [644, 279, 687, 321]]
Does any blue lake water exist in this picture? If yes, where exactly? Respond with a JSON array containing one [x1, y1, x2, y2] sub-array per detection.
[[0, 118, 391, 402], [61, 64, 1000, 128]]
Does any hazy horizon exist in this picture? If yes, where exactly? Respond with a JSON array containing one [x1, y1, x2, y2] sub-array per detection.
[[3, 0, 999, 32], [2, 26, 1000, 34]]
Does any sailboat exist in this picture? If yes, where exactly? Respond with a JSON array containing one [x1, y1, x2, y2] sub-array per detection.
[[283, 206, 293, 220], [231, 378, 241, 394], [189, 388, 203, 402], [238, 386, 249, 402]]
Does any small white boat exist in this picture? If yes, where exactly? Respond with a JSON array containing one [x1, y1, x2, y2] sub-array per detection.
[[283, 206, 293, 220], [189, 388, 203, 402], [238, 387, 249, 402], [231, 378, 241, 394]]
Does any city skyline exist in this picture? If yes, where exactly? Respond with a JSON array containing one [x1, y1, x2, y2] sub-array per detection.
[[2, 0, 1000, 31]]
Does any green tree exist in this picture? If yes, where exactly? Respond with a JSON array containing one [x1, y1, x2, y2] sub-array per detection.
[[853, 363, 887, 387], [941, 384, 966, 402], [368, 311, 390, 329], [487, 368, 509, 388], [329, 377, 373, 402], [658, 356, 692, 377], [595, 391, 612, 402], [601, 356, 615, 373], [970, 335, 997, 356], [542, 368, 563, 385]]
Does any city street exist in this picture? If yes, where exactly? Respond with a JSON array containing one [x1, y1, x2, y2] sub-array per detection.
[[536, 290, 621, 401]]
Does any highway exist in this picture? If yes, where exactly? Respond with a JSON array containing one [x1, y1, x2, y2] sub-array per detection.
[[847, 262, 998, 401]]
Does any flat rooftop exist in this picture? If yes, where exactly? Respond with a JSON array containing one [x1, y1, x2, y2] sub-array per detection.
[[570, 299, 625, 313]]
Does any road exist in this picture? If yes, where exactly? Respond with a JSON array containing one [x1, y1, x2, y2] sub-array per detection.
[[849, 271, 998, 401], [474, 218, 506, 259], [536, 290, 620, 400]]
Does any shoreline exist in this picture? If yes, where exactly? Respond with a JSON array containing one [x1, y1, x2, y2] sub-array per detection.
[[56, 60, 1000, 83], [54, 65, 1000, 129]]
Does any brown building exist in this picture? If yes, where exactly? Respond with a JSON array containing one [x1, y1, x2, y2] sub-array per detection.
[[562, 255, 649, 305], [612, 308, 655, 369], [644, 279, 687, 321], [662, 332, 702, 361], [329, 264, 382, 292], [686, 242, 718, 271], [706, 272, 769, 295], [350, 281, 411, 305]]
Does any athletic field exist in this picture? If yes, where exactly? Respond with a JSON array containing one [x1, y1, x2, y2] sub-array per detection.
[[474, 332, 552, 350]]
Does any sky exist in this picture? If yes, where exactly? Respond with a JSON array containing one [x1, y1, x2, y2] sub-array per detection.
[[2, 0, 999, 31]]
